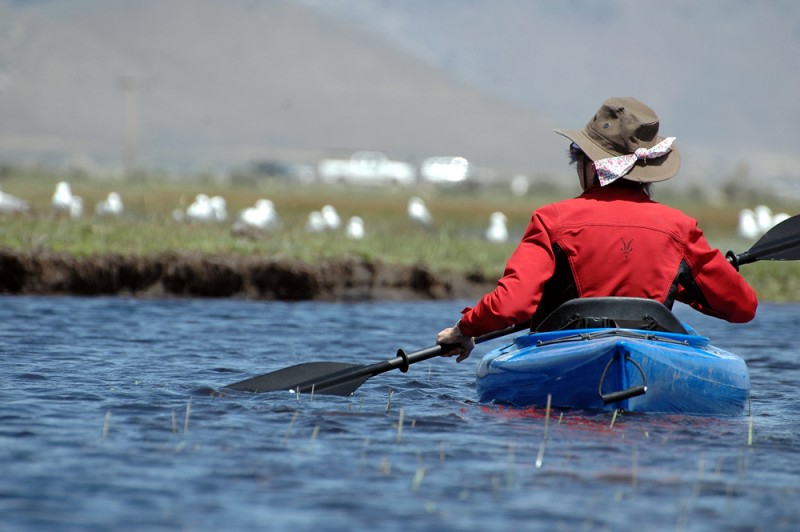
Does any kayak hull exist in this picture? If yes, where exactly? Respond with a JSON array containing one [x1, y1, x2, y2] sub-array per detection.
[[475, 328, 750, 416]]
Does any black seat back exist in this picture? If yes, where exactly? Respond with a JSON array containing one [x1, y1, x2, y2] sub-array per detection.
[[534, 297, 688, 334]]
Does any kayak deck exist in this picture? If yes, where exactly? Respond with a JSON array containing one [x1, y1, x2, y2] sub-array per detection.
[[476, 327, 750, 415]]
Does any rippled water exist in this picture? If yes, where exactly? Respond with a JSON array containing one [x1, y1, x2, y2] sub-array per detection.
[[1, 296, 798, 531]]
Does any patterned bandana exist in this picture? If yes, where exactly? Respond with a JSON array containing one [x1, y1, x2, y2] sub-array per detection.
[[594, 137, 677, 186]]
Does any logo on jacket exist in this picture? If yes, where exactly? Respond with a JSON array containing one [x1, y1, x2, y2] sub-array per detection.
[[620, 238, 633, 260]]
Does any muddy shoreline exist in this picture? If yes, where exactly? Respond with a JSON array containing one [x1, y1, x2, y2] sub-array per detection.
[[0, 250, 496, 301]]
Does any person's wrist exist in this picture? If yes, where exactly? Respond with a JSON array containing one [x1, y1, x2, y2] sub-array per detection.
[[455, 320, 469, 339]]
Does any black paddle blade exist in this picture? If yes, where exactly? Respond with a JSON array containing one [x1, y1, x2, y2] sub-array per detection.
[[226, 361, 364, 394], [749, 213, 800, 260], [734, 213, 800, 266]]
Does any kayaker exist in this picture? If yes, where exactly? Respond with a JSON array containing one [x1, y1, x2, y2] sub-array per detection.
[[437, 96, 758, 362]]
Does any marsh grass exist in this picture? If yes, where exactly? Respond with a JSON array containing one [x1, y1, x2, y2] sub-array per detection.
[[1, 171, 798, 299], [535, 394, 552, 468], [102, 410, 111, 441], [0, 172, 528, 278]]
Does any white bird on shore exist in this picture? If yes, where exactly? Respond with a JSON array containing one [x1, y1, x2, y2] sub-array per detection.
[[210, 195, 228, 222], [186, 194, 214, 222], [754, 205, 773, 234], [69, 196, 84, 219], [51, 181, 74, 215], [235, 199, 280, 231], [51, 181, 83, 218], [772, 212, 791, 227], [485, 211, 509, 243], [407, 196, 432, 227], [345, 216, 365, 240], [739, 206, 792, 239], [306, 210, 326, 233], [321, 204, 341, 231], [52, 181, 72, 213], [231, 199, 281, 238], [259, 199, 281, 229], [0, 186, 29, 213], [95, 192, 124, 217], [737, 209, 759, 240]]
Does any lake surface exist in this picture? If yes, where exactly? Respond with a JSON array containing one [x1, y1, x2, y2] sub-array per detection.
[[1, 296, 798, 531]]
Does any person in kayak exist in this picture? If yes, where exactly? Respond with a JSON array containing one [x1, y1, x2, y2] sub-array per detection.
[[437, 96, 758, 362]]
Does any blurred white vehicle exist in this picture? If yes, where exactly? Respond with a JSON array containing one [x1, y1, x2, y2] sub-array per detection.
[[420, 156, 471, 185], [318, 151, 416, 186]]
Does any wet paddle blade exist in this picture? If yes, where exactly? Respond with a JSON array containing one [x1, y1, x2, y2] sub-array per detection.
[[226, 361, 364, 394]]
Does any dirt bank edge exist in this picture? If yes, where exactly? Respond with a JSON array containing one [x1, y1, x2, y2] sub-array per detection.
[[0, 249, 496, 301]]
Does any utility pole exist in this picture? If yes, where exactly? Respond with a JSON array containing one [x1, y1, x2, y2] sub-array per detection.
[[118, 75, 139, 177]]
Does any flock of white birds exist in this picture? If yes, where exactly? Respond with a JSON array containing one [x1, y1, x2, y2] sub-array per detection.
[[737, 205, 790, 240], [0, 182, 512, 243], [403, 196, 510, 243], [3, 182, 792, 246]]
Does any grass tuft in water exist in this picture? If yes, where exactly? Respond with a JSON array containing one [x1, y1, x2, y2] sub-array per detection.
[[102, 410, 111, 441], [283, 411, 299, 444], [396, 408, 404, 443], [609, 409, 619, 429], [535, 394, 552, 469], [412, 467, 426, 492], [308, 424, 320, 451], [506, 444, 515, 488], [183, 398, 192, 434], [386, 388, 394, 414]]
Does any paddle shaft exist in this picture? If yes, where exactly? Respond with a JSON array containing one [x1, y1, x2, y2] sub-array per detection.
[[731, 236, 799, 267], [290, 345, 440, 394], [227, 319, 531, 395], [290, 320, 532, 394]]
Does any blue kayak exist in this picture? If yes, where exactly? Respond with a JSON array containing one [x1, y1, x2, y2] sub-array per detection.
[[475, 298, 750, 416]]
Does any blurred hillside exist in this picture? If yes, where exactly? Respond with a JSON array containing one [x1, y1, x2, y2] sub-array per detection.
[[1, 0, 799, 199], [0, 0, 564, 178]]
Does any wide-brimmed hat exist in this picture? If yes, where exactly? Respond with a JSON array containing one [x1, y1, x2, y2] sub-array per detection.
[[554, 97, 680, 183]]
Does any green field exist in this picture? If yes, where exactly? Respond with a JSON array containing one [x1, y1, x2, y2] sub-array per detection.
[[1, 169, 798, 301]]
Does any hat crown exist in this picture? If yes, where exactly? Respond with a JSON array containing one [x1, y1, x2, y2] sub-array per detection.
[[587, 97, 660, 155], [553, 96, 681, 183]]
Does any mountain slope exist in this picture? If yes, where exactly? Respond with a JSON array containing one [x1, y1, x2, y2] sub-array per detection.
[[0, 0, 566, 174]]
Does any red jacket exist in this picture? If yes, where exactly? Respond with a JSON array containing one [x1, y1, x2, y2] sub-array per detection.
[[459, 187, 758, 337]]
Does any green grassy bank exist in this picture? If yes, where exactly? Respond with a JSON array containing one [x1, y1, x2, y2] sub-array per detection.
[[1, 170, 798, 301]]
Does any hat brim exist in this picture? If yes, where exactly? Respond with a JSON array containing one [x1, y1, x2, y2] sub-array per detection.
[[554, 128, 681, 183]]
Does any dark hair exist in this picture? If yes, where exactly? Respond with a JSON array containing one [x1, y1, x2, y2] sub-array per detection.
[[567, 143, 652, 196], [568, 143, 581, 166]]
